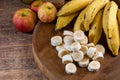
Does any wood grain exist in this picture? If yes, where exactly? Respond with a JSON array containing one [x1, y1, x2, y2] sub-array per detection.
[[32, 21, 120, 80], [0, 0, 47, 80]]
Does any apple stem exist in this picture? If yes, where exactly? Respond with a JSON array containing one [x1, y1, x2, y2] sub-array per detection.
[[47, 6, 52, 9], [21, 13, 26, 17]]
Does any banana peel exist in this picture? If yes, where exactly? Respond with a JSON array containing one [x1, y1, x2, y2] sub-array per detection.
[[55, 12, 78, 31], [73, 8, 87, 32], [103, 1, 119, 56], [57, 0, 92, 16], [83, 0, 109, 31], [88, 9, 103, 45]]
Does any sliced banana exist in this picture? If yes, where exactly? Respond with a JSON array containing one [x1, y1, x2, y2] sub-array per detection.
[[51, 36, 62, 46], [80, 35, 88, 45], [74, 30, 85, 42], [62, 54, 73, 64], [50, 29, 105, 73], [86, 43, 95, 48], [58, 49, 70, 59], [87, 47, 96, 58], [71, 51, 84, 62], [63, 36, 74, 45], [65, 63, 77, 74], [64, 44, 72, 51], [63, 30, 74, 36], [56, 44, 65, 52], [78, 56, 89, 67], [80, 45, 88, 55], [92, 52, 104, 61], [70, 41, 81, 51], [88, 61, 100, 72], [95, 44, 105, 55]]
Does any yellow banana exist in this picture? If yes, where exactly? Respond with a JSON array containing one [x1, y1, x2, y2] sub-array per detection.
[[88, 9, 103, 45], [73, 8, 88, 32], [103, 1, 119, 56], [57, 0, 93, 16], [83, 0, 109, 31], [55, 12, 78, 31]]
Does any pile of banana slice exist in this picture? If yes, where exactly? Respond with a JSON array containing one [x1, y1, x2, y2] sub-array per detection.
[[51, 30, 105, 74]]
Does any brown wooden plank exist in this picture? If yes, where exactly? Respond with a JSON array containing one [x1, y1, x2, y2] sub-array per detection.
[[0, 0, 48, 80], [0, 69, 47, 80]]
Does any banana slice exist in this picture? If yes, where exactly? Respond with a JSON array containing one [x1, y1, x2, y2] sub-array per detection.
[[51, 36, 62, 46], [71, 51, 84, 62], [88, 61, 100, 72], [92, 52, 104, 61], [87, 43, 95, 48], [87, 47, 96, 58], [74, 30, 85, 42], [78, 56, 89, 67], [95, 44, 105, 55], [64, 44, 72, 51], [70, 41, 81, 51], [80, 35, 88, 45], [80, 45, 88, 55], [65, 63, 77, 74], [56, 44, 65, 52], [58, 49, 70, 59], [63, 30, 74, 36], [63, 36, 74, 45], [62, 54, 73, 64]]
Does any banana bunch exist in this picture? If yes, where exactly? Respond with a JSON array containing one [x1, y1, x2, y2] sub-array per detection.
[[55, 0, 120, 56]]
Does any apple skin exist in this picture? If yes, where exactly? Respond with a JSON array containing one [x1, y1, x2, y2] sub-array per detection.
[[13, 8, 37, 32], [38, 2, 57, 23], [30, 0, 43, 13]]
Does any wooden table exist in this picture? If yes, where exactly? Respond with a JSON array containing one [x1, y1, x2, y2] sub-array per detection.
[[0, 0, 47, 80]]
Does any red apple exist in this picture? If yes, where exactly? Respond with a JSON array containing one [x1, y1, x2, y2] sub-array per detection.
[[12, 8, 37, 32], [38, 2, 57, 23], [30, 0, 43, 13]]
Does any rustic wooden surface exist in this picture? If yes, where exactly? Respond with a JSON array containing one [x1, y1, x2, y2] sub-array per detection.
[[32, 21, 120, 80], [0, 0, 47, 80]]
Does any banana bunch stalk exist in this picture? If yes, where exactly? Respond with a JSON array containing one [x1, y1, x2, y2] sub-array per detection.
[[103, 1, 119, 56]]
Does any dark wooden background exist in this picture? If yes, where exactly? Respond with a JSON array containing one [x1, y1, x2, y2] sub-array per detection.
[[0, 0, 47, 80]]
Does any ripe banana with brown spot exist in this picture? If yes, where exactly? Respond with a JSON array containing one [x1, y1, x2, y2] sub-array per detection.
[[57, 0, 93, 16], [74, 8, 87, 32], [83, 0, 109, 31], [88, 9, 103, 45], [103, 1, 119, 56], [55, 12, 78, 31]]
